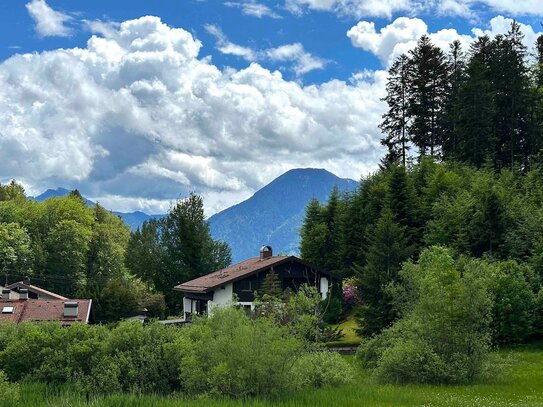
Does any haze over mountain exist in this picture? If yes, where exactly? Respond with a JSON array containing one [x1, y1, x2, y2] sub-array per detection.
[[33, 188, 163, 230], [208, 168, 358, 263], [34, 168, 357, 263]]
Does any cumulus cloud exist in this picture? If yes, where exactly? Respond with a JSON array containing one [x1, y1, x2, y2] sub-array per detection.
[[224, 1, 282, 18], [25, 0, 71, 37], [348, 15, 542, 67], [205, 24, 327, 76], [0, 16, 385, 214]]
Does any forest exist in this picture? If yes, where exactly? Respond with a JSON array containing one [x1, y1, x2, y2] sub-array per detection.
[[2, 21, 543, 407]]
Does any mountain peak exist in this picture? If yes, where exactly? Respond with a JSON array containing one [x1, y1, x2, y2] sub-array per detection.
[[209, 168, 357, 263]]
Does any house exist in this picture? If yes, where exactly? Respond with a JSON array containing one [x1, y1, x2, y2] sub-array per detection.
[[0, 297, 92, 325], [0, 283, 92, 325], [174, 246, 340, 319], [4, 281, 68, 301]]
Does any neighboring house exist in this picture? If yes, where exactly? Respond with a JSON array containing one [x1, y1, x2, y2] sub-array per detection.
[[174, 246, 340, 319], [5, 281, 68, 300], [0, 283, 92, 325], [0, 297, 92, 325]]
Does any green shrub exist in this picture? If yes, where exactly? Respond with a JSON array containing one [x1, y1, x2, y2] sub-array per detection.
[[0, 370, 19, 401], [290, 351, 354, 388], [358, 247, 492, 384], [176, 307, 303, 398], [491, 261, 536, 344], [373, 336, 447, 384]]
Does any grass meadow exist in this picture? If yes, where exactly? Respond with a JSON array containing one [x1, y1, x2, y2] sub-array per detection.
[[3, 342, 543, 407]]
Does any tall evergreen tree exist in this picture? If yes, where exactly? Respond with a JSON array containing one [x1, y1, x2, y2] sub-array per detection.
[[387, 165, 419, 248], [408, 35, 449, 157], [355, 209, 413, 336], [455, 35, 496, 167], [380, 54, 411, 167], [442, 40, 466, 159], [490, 24, 530, 170], [300, 197, 324, 264]]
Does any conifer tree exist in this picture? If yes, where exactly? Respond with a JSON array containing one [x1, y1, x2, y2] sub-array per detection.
[[300, 197, 325, 264], [407, 35, 449, 158], [380, 54, 411, 167], [442, 40, 466, 159], [489, 23, 530, 170], [455, 35, 495, 167], [355, 209, 412, 336], [387, 165, 419, 247], [259, 267, 282, 298]]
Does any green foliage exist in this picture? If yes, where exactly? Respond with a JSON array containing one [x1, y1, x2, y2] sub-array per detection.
[[253, 284, 330, 343], [0, 308, 354, 399], [0, 180, 26, 202], [258, 267, 282, 298], [0, 222, 33, 277], [380, 22, 541, 170], [290, 351, 354, 389], [126, 193, 231, 311], [176, 307, 303, 398], [491, 261, 537, 344], [0, 370, 19, 401], [358, 247, 492, 384], [322, 281, 343, 324], [45, 219, 92, 295], [355, 209, 413, 336]]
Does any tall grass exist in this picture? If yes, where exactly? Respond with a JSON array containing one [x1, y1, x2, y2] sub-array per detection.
[[4, 343, 543, 407]]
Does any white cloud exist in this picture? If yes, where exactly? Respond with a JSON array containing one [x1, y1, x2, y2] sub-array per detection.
[[265, 43, 328, 75], [471, 15, 542, 48], [25, 0, 71, 37], [206, 25, 327, 76], [224, 1, 282, 18], [285, 0, 543, 18], [474, 0, 543, 15], [285, 0, 413, 18], [0, 16, 385, 214], [348, 16, 541, 67], [204, 24, 257, 61]]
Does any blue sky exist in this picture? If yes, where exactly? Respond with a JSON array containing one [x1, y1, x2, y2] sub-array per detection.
[[0, 0, 542, 214]]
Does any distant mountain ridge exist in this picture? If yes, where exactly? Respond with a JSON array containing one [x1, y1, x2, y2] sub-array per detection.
[[33, 168, 358, 262], [33, 188, 163, 230], [208, 168, 358, 263]]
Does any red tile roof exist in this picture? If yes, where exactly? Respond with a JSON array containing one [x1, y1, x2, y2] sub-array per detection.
[[0, 299, 92, 325], [174, 256, 292, 293]]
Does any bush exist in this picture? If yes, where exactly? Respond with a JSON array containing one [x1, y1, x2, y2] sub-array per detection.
[[290, 351, 354, 388], [358, 247, 492, 384], [373, 336, 447, 384], [491, 261, 536, 344], [0, 370, 19, 401], [0, 306, 351, 399], [175, 307, 303, 398]]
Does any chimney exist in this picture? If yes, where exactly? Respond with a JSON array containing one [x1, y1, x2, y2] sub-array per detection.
[[1, 289, 11, 300], [19, 289, 28, 300], [259, 245, 273, 261], [64, 301, 79, 318]]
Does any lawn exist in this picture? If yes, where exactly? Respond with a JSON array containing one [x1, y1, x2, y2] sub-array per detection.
[[326, 314, 362, 347], [5, 342, 543, 407]]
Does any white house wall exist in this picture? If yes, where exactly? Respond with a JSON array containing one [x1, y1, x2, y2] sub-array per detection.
[[320, 277, 329, 300], [207, 283, 233, 314]]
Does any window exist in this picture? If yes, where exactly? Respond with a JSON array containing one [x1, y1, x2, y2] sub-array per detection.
[[238, 279, 253, 292], [2, 306, 14, 314]]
